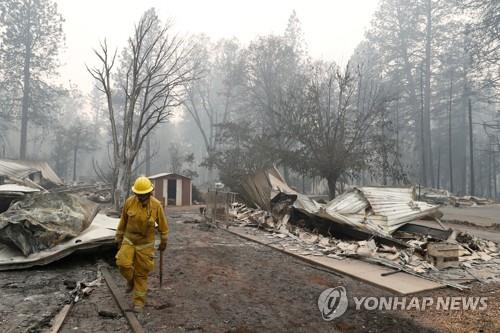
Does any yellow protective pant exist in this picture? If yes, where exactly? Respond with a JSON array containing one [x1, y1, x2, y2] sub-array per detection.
[[115, 240, 155, 307]]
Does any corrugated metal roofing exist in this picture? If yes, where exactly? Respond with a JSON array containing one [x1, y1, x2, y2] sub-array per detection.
[[358, 187, 440, 233], [0, 184, 40, 193], [14, 160, 63, 185], [0, 160, 38, 180], [296, 186, 440, 235], [240, 166, 293, 211], [325, 189, 369, 215], [268, 172, 297, 200], [293, 194, 322, 214], [0, 159, 63, 186], [240, 168, 440, 236], [240, 170, 273, 210]]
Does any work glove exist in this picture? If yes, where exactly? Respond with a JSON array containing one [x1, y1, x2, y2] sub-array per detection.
[[116, 238, 123, 250], [159, 240, 167, 252]]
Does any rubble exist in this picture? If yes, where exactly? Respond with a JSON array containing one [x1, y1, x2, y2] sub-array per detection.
[[426, 242, 460, 269], [449, 195, 496, 207], [0, 159, 63, 189], [420, 187, 496, 207], [87, 189, 112, 204], [238, 171, 435, 251], [0, 184, 40, 194], [0, 192, 99, 256], [240, 167, 442, 237], [0, 184, 40, 213], [229, 168, 500, 288], [240, 167, 296, 211], [0, 159, 121, 270], [0, 213, 118, 270]]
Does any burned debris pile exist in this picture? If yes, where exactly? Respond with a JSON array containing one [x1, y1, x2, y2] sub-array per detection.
[[420, 187, 496, 207], [0, 159, 64, 189], [230, 168, 500, 287], [0, 159, 118, 270], [0, 193, 99, 256]]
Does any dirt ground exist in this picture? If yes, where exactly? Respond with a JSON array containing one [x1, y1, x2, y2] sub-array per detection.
[[0, 208, 498, 333], [441, 205, 500, 227]]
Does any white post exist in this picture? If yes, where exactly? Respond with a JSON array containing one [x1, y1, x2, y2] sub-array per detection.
[[176, 178, 182, 206], [163, 178, 168, 207]]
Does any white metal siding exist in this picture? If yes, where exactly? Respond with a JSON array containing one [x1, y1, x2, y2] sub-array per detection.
[[163, 179, 168, 206], [176, 179, 182, 206], [189, 182, 192, 205]]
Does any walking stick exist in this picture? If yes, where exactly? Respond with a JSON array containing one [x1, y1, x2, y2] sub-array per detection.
[[159, 249, 164, 288]]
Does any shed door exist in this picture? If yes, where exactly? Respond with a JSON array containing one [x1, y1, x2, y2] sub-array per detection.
[[167, 179, 177, 205], [182, 179, 191, 205]]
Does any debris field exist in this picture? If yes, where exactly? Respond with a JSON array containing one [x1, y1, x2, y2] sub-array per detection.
[[0, 161, 499, 332]]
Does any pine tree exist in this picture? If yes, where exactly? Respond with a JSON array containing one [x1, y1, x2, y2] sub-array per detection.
[[0, 0, 64, 159]]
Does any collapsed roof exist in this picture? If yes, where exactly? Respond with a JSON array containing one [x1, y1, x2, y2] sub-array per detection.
[[0, 213, 117, 270], [240, 167, 296, 211], [324, 187, 441, 234], [0, 159, 63, 188], [235, 168, 500, 288], [240, 167, 441, 237], [0, 159, 38, 181], [0, 192, 98, 256], [0, 184, 40, 213]]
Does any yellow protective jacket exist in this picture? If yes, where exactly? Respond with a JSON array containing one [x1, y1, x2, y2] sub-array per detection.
[[115, 196, 169, 246]]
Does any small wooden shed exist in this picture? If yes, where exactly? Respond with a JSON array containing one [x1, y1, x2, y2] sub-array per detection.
[[149, 173, 192, 207]]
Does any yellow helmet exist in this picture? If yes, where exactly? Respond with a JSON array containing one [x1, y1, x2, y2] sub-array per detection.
[[131, 176, 154, 194]]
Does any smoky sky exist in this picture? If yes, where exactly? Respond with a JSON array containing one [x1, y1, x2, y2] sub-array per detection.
[[56, 0, 379, 94]]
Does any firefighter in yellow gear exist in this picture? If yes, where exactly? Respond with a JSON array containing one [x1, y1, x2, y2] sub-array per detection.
[[115, 176, 169, 312]]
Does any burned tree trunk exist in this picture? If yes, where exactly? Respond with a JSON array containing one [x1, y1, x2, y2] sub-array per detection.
[[423, 0, 434, 187], [437, 147, 441, 189], [419, 65, 427, 186], [468, 98, 475, 195], [145, 134, 151, 176], [88, 9, 196, 210], [448, 76, 454, 193], [73, 146, 78, 182], [115, 160, 133, 210], [327, 175, 338, 200], [20, 4, 32, 160]]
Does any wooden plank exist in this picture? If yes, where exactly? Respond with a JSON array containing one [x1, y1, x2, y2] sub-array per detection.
[[225, 226, 444, 295], [101, 267, 145, 333], [49, 303, 73, 333]]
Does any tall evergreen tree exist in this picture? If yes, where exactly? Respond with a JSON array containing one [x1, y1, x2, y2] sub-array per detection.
[[0, 0, 64, 159]]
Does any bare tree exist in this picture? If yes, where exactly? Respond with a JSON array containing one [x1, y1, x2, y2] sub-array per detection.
[[87, 8, 196, 209], [183, 37, 244, 181]]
